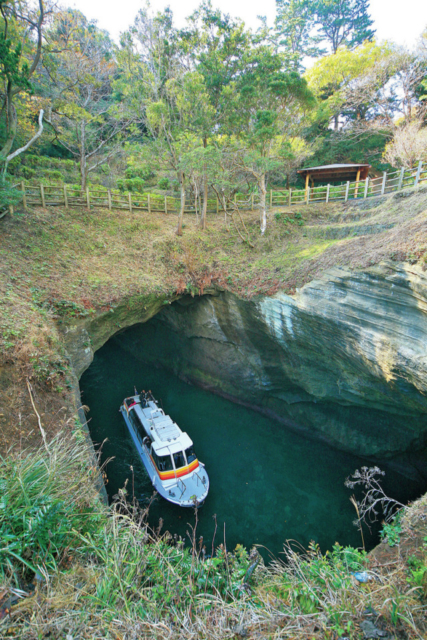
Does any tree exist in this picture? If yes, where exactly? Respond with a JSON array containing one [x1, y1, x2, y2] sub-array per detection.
[[305, 41, 395, 129], [274, 0, 322, 71], [0, 0, 48, 182], [43, 10, 128, 191], [117, 6, 198, 235], [313, 0, 375, 55], [383, 120, 427, 168], [229, 47, 315, 234], [179, 2, 252, 228]]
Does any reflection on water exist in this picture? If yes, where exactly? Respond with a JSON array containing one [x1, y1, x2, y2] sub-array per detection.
[[80, 336, 425, 559]]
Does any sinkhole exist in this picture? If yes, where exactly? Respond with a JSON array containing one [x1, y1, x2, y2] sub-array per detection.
[[80, 297, 427, 559]]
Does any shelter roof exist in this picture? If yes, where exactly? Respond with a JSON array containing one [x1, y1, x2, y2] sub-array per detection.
[[297, 163, 370, 181]]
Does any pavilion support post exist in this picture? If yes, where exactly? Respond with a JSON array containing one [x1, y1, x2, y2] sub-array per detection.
[[305, 174, 309, 203], [354, 169, 361, 198], [364, 177, 369, 199]]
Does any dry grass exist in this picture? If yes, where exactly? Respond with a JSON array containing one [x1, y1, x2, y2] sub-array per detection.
[[0, 187, 426, 452]]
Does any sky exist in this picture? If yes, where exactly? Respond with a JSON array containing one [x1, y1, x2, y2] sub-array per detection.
[[69, 0, 427, 49]]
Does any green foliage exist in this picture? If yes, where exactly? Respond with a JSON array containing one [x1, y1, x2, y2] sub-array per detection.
[[117, 177, 145, 192], [158, 177, 170, 189], [380, 510, 403, 547], [0, 180, 22, 210], [406, 554, 427, 599], [41, 298, 94, 319], [311, 0, 375, 54], [0, 434, 104, 580]]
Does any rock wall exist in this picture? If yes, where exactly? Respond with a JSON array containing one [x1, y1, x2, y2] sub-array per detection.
[[113, 262, 427, 459]]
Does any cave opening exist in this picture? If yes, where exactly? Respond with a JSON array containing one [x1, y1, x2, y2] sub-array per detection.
[[80, 296, 427, 558]]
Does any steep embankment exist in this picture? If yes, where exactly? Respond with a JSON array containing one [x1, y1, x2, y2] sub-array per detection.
[[0, 185, 427, 459]]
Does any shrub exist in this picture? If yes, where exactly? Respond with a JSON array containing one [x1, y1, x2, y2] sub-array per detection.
[[21, 166, 36, 180], [0, 181, 22, 212], [41, 169, 63, 181], [158, 177, 170, 189], [117, 177, 145, 193]]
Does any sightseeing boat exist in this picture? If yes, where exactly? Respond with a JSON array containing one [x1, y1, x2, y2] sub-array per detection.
[[119, 390, 209, 507]]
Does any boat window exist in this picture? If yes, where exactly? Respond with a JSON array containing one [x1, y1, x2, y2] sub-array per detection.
[[173, 451, 186, 469], [184, 446, 197, 464], [151, 450, 174, 472]]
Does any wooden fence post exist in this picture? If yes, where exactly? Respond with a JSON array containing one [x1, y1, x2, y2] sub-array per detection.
[[364, 177, 369, 199], [234, 193, 237, 207], [107, 190, 112, 211], [307, 186, 310, 203], [288, 188, 292, 206], [128, 192, 132, 213], [414, 160, 423, 187], [164, 196, 167, 214], [251, 193, 254, 211], [21, 182, 27, 211], [40, 183, 46, 208], [270, 190, 273, 207], [326, 184, 330, 203], [86, 187, 90, 211], [345, 181, 350, 202], [148, 193, 151, 214], [216, 197, 219, 214], [381, 171, 387, 195], [63, 184, 68, 210], [398, 167, 404, 191]]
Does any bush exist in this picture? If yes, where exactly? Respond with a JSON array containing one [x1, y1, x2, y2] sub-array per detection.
[[125, 166, 154, 181], [21, 166, 36, 179], [0, 181, 22, 212], [117, 177, 145, 193], [158, 177, 170, 189], [41, 169, 63, 182]]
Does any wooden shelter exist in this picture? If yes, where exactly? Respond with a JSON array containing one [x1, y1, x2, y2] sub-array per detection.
[[297, 163, 371, 199]]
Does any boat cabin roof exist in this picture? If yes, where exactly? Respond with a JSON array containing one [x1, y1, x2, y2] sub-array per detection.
[[132, 401, 193, 455]]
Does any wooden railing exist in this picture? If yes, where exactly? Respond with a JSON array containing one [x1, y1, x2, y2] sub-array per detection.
[[270, 161, 427, 207], [7, 160, 427, 215]]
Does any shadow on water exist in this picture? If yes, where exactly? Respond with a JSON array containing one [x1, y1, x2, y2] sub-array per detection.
[[80, 336, 426, 561]]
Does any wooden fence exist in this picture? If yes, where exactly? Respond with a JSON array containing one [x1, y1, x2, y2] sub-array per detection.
[[8, 160, 427, 215]]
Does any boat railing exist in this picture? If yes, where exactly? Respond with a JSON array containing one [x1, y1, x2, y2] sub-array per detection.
[[193, 469, 207, 487], [177, 478, 187, 499]]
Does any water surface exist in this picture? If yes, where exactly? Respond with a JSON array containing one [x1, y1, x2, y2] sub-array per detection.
[[80, 337, 424, 559]]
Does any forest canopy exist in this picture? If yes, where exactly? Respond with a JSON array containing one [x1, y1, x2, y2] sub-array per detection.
[[0, 0, 426, 233]]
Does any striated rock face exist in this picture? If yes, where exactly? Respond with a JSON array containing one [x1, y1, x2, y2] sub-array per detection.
[[114, 262, 427, 458]]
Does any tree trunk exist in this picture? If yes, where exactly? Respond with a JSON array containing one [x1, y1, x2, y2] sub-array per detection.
[[200, 172, 208, 229], [259, 173, 267, 235], [200, 138, 208, 230], [80, 121, 87, 191], [176, 170, 185, 236], [0, 92, 17, 182]]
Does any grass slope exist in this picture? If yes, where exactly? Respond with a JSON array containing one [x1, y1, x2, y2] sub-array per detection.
[[0, 435, 426, 639]]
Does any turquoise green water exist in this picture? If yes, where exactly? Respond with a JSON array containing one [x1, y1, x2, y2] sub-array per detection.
[[80, 337, 424, 559]]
